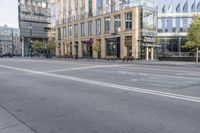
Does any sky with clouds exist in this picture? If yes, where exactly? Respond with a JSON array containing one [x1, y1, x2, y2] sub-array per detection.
[[0, 0, 194, 28]]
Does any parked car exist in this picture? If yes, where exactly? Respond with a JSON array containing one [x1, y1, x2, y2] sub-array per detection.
[[0, 53, 13, 58]]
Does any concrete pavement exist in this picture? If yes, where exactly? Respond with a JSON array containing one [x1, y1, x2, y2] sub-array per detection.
[[0, 58, 200, 133]]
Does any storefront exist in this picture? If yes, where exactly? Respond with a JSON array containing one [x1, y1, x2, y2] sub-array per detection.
[[141, 36, 160, 60], [106, 37, 120, 58], [140, 6, 158, 60]]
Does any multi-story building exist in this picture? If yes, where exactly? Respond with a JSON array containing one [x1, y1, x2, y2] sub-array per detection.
[[49, 0, 56, 39], [55, 0, 158, 60], [157, 0, 200, 57], [0, 25, 22, 55], [18, 0, 51, 56]]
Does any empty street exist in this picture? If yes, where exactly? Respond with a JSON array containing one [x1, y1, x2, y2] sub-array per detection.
[[0, 58, 200, 133]]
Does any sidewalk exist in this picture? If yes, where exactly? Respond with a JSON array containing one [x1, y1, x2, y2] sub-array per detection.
[[55, 58, 200, 67], [11, 57, 200, 67], [0, 106, 34, 133]]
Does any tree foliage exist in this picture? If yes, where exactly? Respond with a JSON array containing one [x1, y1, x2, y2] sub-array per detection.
[[184, 16, 200, 49], [47, 38, 56, 51], [92, 41, 101, 52], [155, 37, 161, 45], [32, 40, 43, 52]]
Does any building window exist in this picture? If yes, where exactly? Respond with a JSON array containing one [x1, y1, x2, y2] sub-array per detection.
[[106, 0, 111, 13], [81, 0, 85, 19], [57, 0, 61, 25], [96, 19, 101, 35], [114, 15, 121, 31], [125, 12, 132, 31], [63, 27, 66, 39], [88, 21, 93, 36], [63, 0, 66, 24], [74, 0, 78, 21], [74, 24, 78, 37], [58, 28, 61, 40], [81, 22, 85, 37], [96, 0, 103, 16], [123, 0, 130, 9], [105, 17, 110, 34], [88, 0, 93, 17], [68, 0, 72, 23], [68, 25, 72, 37]]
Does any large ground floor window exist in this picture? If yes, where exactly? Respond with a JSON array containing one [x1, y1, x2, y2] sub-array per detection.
[[106, 37, 120, 58], [82, 41, 93, 58], [158, 37, 190, 57]]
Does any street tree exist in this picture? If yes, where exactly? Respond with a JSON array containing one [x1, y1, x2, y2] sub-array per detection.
[[92, 41, 101, 58], [47, 38, 56, 57], [47, 38, 56, 53], [32, 40, 43, 54], [184, 16, 200, 63], [155, 37, 161, 45]]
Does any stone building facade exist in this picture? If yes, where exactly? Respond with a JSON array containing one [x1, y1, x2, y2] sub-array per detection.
[[55, 0, 157, 60]]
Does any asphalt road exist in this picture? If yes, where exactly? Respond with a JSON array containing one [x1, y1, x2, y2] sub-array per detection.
[[0, 58, 200, 133]]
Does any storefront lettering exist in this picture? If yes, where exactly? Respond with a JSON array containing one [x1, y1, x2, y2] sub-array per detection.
[[143, 37, 155, 43]]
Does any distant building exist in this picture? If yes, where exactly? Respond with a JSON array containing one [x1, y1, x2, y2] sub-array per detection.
[[55, 0, 158, 60], [49, 0, 56, 39], [18, 0, 51, 56], [157, 0, 200, 57], [0, 25, 22, 55]]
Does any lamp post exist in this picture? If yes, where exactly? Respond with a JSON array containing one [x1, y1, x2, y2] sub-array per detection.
[[137, 38, 142, 59], [11, 29, 14, 56], [178, 37, 181, 57], [111, 27, 120, 62], [29, 24, 32, 57]]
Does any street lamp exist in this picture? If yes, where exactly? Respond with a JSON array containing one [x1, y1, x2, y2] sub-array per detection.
[[11, 29, 14, 56], [137, 38, 142, 59], [111, 27, 121, 62], [29, 24, 33, 57]]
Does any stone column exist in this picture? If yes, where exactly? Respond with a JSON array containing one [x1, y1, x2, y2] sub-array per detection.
[[85, 0, 89, 19], [132, 7, 139, 59], [22, 37, 24, 57], [120, 35, 126, 58], [151, 47, 154, 61], [102, 0, 106, 14], [110, 15, 114, 33], [146, 47, 149, 61], [78, 40, 83, 58], [120, 12, 125, 33], [101, 37, 106, 58]]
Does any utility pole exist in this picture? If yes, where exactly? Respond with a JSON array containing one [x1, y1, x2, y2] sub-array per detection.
[[29, 24, 33, 57], [178, 37, 181, 57], [196, 47, 199, 64], [111, 32, 117, 63], [22, 36, 24, 57], [11, 29, 14, 56]]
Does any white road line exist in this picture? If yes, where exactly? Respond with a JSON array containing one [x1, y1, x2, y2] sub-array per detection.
[[1, 64, 200, 103], [113, 70, 200, 80], [137, 81, 174, 88], [45, 65, 126, 73], [122, 66, 200, 75]]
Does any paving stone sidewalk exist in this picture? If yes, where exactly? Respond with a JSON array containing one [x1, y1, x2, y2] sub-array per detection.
[[0, 106, 34, 133]]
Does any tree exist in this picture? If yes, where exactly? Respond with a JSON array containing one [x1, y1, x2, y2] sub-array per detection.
[[92, 41, 101, 58], [184, 16, 200, 63], [155, 37, 161, 45], [32, 40, 43, 53], [125, 40, 132, 56], [47, 38, 56, 58]]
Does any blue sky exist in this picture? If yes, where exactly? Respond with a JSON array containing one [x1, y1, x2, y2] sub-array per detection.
[[0, 0, 190, 28]]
